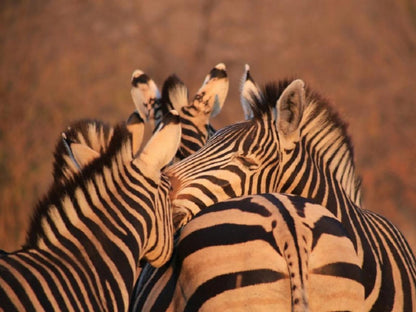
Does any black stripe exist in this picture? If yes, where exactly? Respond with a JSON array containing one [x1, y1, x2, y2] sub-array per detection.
[[350, 211, 378, 298], [242, 126, 257, 152], [0, 282, 19, 312], [176, 195, 208, 216], [181, 122, 206, 142], [130, 262, 169, 310], [282, 142, 307, 194], [70, 197, 126, 310], [140, 227, 185, 312], [180, 138, 203, 155], [197, 175, 237, 198], [184, 269, 286, 312], [209, 67, 227, 79], [2, 256, 54, 310], [46, 208, 104, 309], [32, 249, 80, 310], [368, 216, 396, 311], [292, 153, 312, 195], [312, 262, 362, 284], [311, 215, 348, 251], [147, 256, 181, 311], [114, 174, 148, 246], [91, 177, 134, 242], [373, 214, 413, 311], [371, 210, 416, 279], [17, 253, 68, 310], [280, 141, 301, 191], [177, 223, 278, 262], [196, 196, 272, 218], [206, 124, 216, 137], [180, 107, 194, 117], [107, 165, 147, 247], [0, 261, 35, 311], [42, 234, 93, 310], [131, 73, 150, 86]]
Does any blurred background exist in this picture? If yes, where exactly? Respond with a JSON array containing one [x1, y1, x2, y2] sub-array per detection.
[[0, 0, 415, 252]]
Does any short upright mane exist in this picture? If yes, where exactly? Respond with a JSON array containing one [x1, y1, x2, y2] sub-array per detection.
[[249, 79, 292, 119], [24, 123, 132, 248], [250, 80, 354, 159], [52, 119, 112, 179], [249, 79, 362, 203]]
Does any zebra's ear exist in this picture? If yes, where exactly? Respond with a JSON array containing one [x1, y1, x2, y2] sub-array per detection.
[[126, 112, 145, 156], [276, 79, 305, 136], [131, 69, 161, 121], [162, 74, 188, 113], [240, 64, 262, 120], [134, 110, 181, 179], [192, 63, 229, 117], [67, 142, 101, 169]]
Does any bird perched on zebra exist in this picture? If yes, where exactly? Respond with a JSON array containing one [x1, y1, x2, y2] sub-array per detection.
[[149, 65, 415, 311], [0, 110, 181, 312]]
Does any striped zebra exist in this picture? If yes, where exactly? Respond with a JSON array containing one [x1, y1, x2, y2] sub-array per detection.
[[52, 112, 146, 185], [53, 118, 114, 184], [0, 111, 181, 311], [131, 193, 363, 311], [131, 63, 229, 160], [159, 66, 415, 310], [51, 63, 228, 184]]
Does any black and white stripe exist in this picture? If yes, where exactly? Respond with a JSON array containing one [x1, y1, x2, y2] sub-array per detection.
[[165, 66, 415, 310], [0, 111, 181, 311], [131, 63, 228, 161], [53, 118, 114, 184], [51, 62, 227, 185], [131, 193, 363, 311]]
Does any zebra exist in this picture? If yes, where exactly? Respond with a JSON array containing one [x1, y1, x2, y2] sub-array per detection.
[[51, 63, 228, 184], [0, 110, 181, 311], [160, 66, 415, 310], [52, 118, 114, 184], [131, 193, 364, 311], [131, 63, 229, 160]]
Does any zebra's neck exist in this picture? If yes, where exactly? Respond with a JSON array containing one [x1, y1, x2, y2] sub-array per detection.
[[24, 151, 154, 296], [175, 114, 209, 159], [277, 99, 362, 217]]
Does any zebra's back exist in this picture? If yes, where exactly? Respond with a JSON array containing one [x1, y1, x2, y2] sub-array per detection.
[[131, 193, 364, 311], [165, 68, 416, 310]]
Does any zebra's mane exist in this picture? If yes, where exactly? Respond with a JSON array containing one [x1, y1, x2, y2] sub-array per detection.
[[248, 79, 291, 119], [52, 119, 112, 181], [249, 80, 353, 158], [24, 123, 132, 249], [249, 79, 362, 199]]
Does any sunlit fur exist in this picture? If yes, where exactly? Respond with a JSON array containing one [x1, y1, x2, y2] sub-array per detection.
[[53, 119, 114, 184], [131, 193, 364, 312], [149, 63, 229, 160], [167, 83, 285, 228], [52, 63, 228, 186], [166, 78, 416, 310], [0, 115, 180, 311]]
